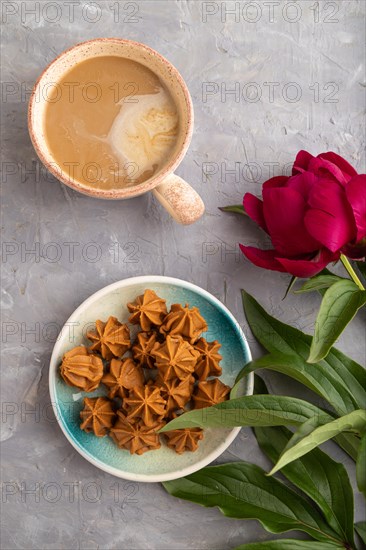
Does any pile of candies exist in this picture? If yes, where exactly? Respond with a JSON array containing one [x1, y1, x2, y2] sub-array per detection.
[[60, 290, 230, 455]]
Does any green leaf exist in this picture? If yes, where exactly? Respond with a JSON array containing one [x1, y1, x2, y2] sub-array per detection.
[[333, 432, 360, 462], [241, 290, 365, 460], [356, 434, 366, 497], [253, 378, 355, 544], [163, 462, 341, 543], [308, 280, 366, 363], [253, 374, 269, 395], [234, 540, 344, 550], [229, 367, 253, 400], [255, 426, 355, 545], [160, 394, 329, 432], [355, 521, 366, 545], [282, 417, 361, 463], [283, 275, 297, 300], [233, 352, 359, 416], [219, 204, 247, 215], [241, 291, 366, 411], [330, 349, 366, 411], [356, 261, 366, 276], [269, 410, 366, 475], [295, 274, 344, 293], [355, 261, 366, 287]]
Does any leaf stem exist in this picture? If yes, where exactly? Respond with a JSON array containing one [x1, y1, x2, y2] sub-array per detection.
[[340, 255, 365, 290]]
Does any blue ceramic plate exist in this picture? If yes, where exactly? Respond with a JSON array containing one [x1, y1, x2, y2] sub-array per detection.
[[49, 276, 253, 482]]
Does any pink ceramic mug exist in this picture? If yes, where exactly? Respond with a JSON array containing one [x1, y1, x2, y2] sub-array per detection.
[[28, 38, 204, 225]]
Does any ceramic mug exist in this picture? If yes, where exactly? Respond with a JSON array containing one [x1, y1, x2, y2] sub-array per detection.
[[28, 38, 204, 225]]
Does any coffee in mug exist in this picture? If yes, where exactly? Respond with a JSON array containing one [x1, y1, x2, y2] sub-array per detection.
[[44, 56, 179, 190], [29, 39, 205, 224]]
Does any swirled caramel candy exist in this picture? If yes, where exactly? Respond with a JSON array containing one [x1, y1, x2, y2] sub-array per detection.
[[109, 411, 163, 455], [151, 335, 199, 381], [157, 375, 194, 415], [193, 379, 230, 409], [102, 358, 144, 399], [127, 289, 167, 331], [132, 332, 157, 369], [164, 427, 204, 454], [160, 303, 208, 344], [60, 345, 103, 392], [87, 316, 130, 360], [80, 397, 116, 437], [193, 338, 222, 380], [124, 385, 166, 426]]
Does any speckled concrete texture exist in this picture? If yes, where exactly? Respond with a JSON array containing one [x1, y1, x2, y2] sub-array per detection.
[[1, 1, 365, 548]]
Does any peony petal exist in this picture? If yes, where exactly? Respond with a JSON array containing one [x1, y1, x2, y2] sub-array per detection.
[[287, 171, 317, 199], [292, 150, 357, 183], [243, 194, 268, 233], [342, 241, 366, 260], [305, 179, 357, 252], [262, 187, 321, 256], [308, 157, 349, 185], [277, 249, 340, 278], [239, 245, 287, 272], [262, 176, 289, 190], [292, 150, 314, 175], [319, 152, 358, 181], [240, 245, 339, 277], [345, 174, 366, 242]]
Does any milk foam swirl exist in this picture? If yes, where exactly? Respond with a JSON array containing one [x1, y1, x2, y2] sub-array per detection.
[[107, 88, 179, 177]]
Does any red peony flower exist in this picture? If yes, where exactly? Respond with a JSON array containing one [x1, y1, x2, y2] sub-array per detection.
[[240, 150, 366, 277]]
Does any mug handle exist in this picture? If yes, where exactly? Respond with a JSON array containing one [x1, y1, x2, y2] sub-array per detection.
[[152, 174, 205, 225]]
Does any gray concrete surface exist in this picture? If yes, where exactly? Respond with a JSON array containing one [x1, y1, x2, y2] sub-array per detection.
[[1, 1, 365, 548]]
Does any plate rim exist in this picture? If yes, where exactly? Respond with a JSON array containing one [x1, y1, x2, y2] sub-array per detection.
[[49, 275, 253, 482]]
